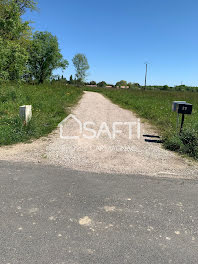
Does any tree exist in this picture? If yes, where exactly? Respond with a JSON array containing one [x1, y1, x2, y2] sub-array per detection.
[[0, 0, 32, 81], [0, 37, 29, 80], [69, 75, 74, 84], [0, 1, 31, 40], [116, 80, 128, 87], [90, 81, 96, 85], [97, 81, 107, 87], [60, 75, 67, 83], [28, 31, 69, 84], [72, 53, 89, 81], [3, 0, 37, 14], [128, 82, 140, 89], [161, 85, 169, 90]]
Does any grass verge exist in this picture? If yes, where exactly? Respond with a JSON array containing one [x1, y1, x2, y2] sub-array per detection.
[[0, 83, 83, 146]]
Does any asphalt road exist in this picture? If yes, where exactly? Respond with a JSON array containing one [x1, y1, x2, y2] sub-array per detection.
[[0, 161, 198, 264]]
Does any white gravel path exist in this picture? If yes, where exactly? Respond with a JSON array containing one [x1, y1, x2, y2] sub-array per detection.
[[0, 91, 198, 178]]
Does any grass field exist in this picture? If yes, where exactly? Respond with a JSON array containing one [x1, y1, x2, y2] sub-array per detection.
[[84, 87, 198, 159], [0, 83, 83, 146], [1, 83, 198, 160]]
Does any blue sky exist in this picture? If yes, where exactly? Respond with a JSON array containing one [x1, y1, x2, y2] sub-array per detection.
[[23, 0, 198, 86]]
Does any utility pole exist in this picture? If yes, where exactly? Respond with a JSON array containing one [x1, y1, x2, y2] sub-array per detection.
[[144, 63, 148, 89], [144, 62, 150, 89]]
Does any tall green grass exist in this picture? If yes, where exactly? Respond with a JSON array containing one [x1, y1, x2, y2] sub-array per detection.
[[1, 83, 198, 159], [0, 83, 83, 145], [84, 87, 198, 159]]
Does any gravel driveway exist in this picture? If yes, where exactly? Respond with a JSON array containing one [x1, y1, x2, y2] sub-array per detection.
[[0, 91, 198, 178]]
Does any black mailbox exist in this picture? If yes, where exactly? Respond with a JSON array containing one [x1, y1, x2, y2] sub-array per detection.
[[176, 103, 193, 115]]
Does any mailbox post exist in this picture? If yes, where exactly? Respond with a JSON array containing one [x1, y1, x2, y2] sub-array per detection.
[[172, 101, 186, 129], [172, 101, 193, 134], [19, 105, 32, 125]]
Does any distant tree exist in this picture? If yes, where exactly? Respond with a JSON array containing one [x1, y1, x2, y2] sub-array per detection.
[[97, 81, 107, 87], [56, 74, 67, 84], [175, 85, 186, 91], [127, 82, 133, 88], [72, 53, 89, 81], [70, 77, 84, 86], [128, 82, 140, 89], [90, 81, 96, 85], [28, 31, 69, 84], [116, 80, 128, 87], [161, 85, 169, 90], [69, 74, 74, 84]]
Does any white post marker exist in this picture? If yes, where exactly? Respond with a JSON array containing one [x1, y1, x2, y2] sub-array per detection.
[[19, 105, 32, 125]]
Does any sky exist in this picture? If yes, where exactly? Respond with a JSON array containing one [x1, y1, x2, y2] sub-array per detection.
[[23, 0, 198, 86]]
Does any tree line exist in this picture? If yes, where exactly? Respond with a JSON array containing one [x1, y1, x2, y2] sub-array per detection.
[[82, 80, 140, 88], [0, 0, 90, 84]]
